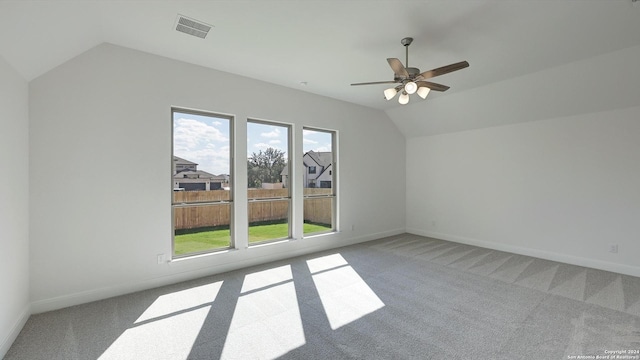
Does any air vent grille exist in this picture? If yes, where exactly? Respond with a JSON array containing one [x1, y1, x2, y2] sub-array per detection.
[[175, 15, 212, 39]]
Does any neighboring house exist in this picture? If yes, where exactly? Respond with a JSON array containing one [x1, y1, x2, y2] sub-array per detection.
[[173, 156, 197, 174], [281, 151, 333, 188], [173, 156, 229, 190]]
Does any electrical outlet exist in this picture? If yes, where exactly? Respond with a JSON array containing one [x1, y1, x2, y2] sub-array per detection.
[[609, 244, 618, 254], [157, 253, 165, 264]]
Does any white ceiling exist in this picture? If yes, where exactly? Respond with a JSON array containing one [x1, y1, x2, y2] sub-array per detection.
[[1, 0, 639, 111]]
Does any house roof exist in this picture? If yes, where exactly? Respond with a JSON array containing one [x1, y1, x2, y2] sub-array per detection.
[[315, 163, 332, 180], [305, 151, 332, 167], [173, 170, 217, 179], [173, 156, 197, 166], [281, 151, 333, 175]]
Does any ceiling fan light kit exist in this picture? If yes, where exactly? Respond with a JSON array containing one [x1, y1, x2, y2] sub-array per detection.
[[398, 91, 410, 105], [384, 88, 398, 100], [417, 86, 431, 99], [404, 81, 418, 95], [351, 37, 469, 105]]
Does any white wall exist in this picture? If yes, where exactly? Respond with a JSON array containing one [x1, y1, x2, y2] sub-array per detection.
[[406, 45, 640, 276], [28, 43, 405, 312], [0, 55, 30, 357]]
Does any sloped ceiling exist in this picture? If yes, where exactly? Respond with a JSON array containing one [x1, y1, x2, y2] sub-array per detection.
[[1, 1, 639, 134]]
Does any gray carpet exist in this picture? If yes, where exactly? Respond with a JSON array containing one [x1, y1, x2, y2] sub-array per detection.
[[6, 234, 640, 359]]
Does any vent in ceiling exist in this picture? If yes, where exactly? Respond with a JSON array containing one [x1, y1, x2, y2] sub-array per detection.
[[175, 14, 212, 39]]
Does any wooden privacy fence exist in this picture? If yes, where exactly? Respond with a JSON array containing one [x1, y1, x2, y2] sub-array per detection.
[[174, 189, 332, 229]]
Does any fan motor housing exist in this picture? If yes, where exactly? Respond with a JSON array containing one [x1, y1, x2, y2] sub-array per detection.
[[406, 67, 420, 78], [394, 67, 421, 82]]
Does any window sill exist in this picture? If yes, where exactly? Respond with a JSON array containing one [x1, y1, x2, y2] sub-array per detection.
[[249, 238, 293, 249], [303, 230, 337, 239], [170, 247, 237, 263]]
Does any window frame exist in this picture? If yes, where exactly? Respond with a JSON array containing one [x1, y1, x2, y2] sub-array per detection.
[[171, 107, 235, 258], [247, 118, 293, 245], [302, 127, 337, 236]]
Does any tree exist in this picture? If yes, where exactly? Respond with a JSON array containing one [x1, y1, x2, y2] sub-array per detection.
[[247, 147, 286, 188]]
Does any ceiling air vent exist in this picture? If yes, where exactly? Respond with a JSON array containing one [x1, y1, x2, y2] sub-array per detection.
[[175, 14, 212, 39]]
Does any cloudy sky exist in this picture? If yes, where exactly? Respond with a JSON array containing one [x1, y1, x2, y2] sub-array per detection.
[[173, 112, 230, 175], [173, 111, 333, 175]]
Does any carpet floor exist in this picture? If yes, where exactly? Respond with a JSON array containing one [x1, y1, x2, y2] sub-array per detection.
[[6, 234, 640, 359]]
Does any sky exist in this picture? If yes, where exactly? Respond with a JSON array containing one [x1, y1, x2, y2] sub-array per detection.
[[173, 112, 230, 175], [173, 111, 333, 175]]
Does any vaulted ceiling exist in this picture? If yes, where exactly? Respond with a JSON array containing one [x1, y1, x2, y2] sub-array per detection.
[[1, 1, 639, 113]]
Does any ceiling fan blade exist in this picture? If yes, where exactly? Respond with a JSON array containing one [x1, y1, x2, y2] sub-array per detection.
[[418, 61, 469, 80], [351, 80, 399, 86], [416, 81, 450, 92], [387, 58, 409, 78]]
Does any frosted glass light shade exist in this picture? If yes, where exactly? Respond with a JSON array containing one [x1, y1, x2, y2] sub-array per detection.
[[383, 88, 397, 100], [404, 81, 418, 95], [417, 86, 431, 99], [398, 92, 409, 105]]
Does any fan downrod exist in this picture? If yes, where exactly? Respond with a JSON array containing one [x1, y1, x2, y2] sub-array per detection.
[[401, 37, 414, 68]]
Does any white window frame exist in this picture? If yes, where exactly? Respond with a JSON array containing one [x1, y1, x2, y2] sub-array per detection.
[[247, 118, 292, 245], [302, 127, 337, 236], [171, 107, 234, 258]]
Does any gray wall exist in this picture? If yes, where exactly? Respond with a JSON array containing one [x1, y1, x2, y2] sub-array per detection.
[[0, 55, 30, 357]]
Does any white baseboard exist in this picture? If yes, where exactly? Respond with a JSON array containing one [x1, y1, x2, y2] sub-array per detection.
[[407, 228, 640, 278], [342, 228, 406, 246], [0, 303, 31, 359], [31, 228, 405, 314]]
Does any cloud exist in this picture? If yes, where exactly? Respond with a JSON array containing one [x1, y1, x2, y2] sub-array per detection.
[[174, 118, 228, 150], [303, 138, 318, 144], [269, 139, 281, 144], [261, 127, 281, 138], [173, 117, 230, 174], [254, 142, 271, 149]]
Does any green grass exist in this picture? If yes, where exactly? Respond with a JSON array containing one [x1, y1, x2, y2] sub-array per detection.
[[174, 222, 331, 255]]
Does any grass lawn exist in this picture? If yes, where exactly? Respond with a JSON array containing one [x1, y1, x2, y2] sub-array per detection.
[[174, 222, 331, 255]]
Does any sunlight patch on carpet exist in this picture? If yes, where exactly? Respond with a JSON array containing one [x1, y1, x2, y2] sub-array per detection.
[[221, 266, 305, 359], [308, 253, 384, 330], [99, 282, 224, 359]]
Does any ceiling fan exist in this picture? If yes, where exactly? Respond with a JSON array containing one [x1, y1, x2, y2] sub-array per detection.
[[351, 37, 469, 104]]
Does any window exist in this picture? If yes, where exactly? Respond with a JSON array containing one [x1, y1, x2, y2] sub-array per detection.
[[308, 166, 316, 174], [247, 120, 291, 244], [302, 128, 336, 235], [172, 109, 233, 257]]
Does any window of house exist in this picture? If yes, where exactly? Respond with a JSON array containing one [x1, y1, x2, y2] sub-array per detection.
[[172, 108, 233, 257], [247, 120, 291, 244], [308, 166, 316, 174], [302, 128, 336, 236]]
